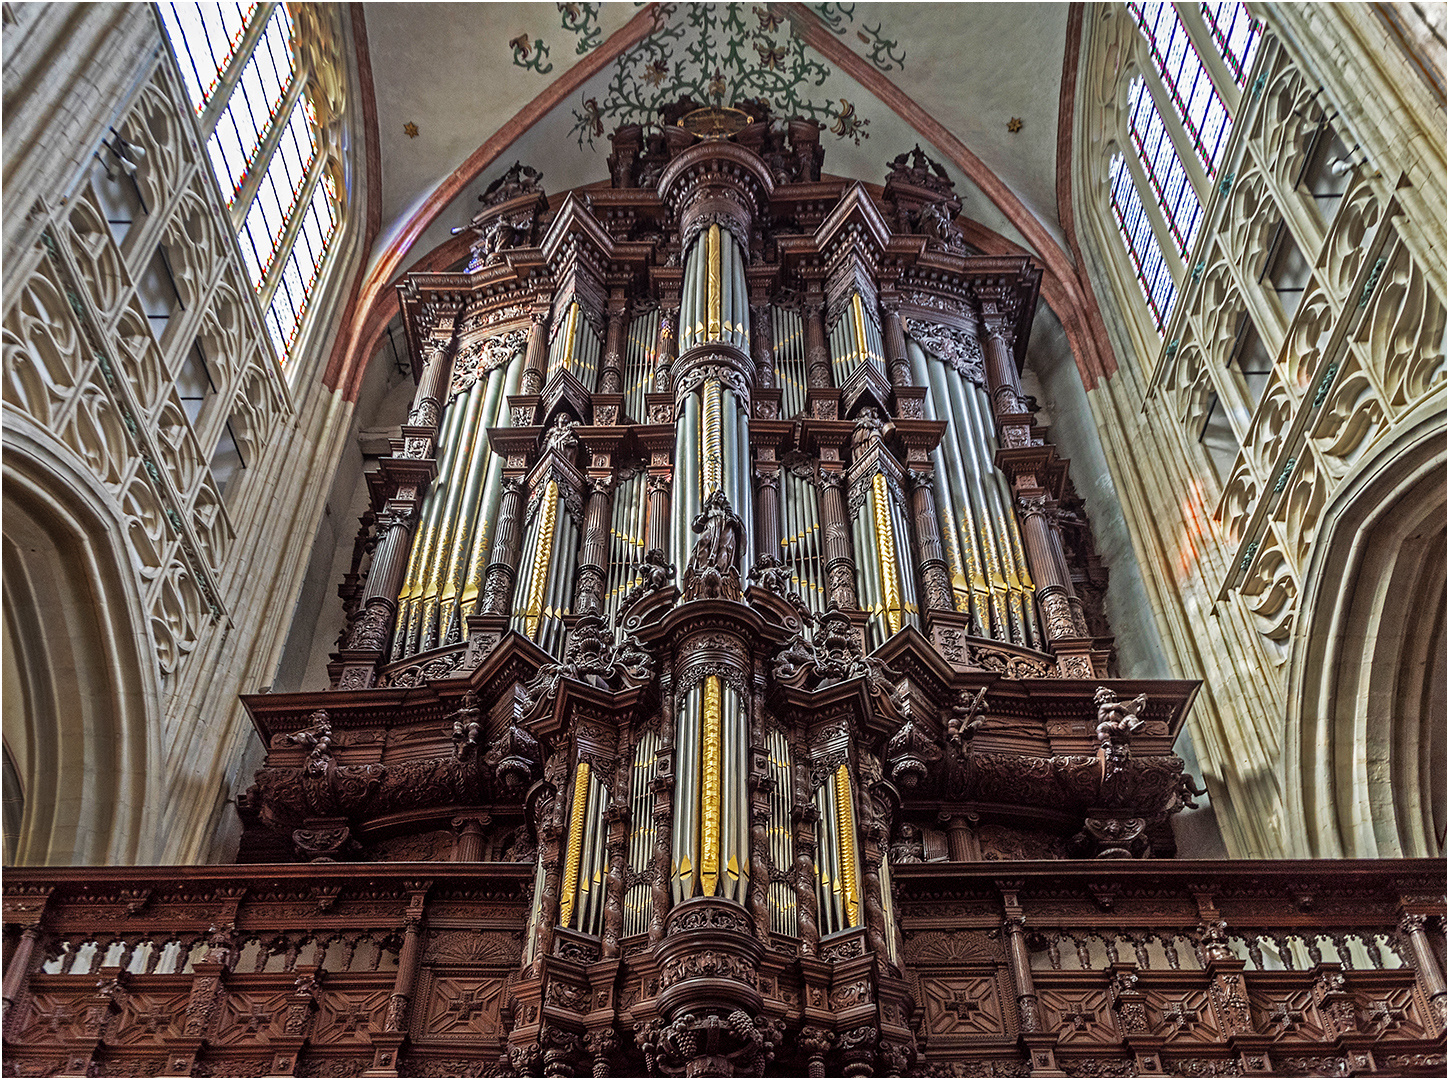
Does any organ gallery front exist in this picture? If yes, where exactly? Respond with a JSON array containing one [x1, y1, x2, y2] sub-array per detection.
[[5, 102, 1443, 1080]]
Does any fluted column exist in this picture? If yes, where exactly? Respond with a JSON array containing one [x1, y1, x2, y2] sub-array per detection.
[[998, 884, 1042, 1034], [645, 473, 671, 556], [803, 290, 831, 388], [599, 292, 628, 395], [882, 300, 911, 388], [345, 509, 414, 653], [406, 342, 452, 428], [451, 815, 488, 862], [383, 886, 429, 1036], [573, 477, 614, 616], [818, 471, 859, 609], [906, 468, 953, 613], [481, 477, 527, 615], [521, 306, 550, 395], [1016, 495, 1078, 645], [754, 468, 782, 560], [1400, 912, 1447, 1022]]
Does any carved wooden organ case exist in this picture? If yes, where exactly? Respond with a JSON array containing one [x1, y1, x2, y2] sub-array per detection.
[[236, 111, 1207, 1077]]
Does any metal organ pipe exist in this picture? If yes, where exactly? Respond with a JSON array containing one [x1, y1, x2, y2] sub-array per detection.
[[462, 353, 525, 620]]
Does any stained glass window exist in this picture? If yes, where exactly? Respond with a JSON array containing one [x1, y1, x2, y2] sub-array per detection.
[[1109, 154, 1176, 332], [1200, 1, 1263, 86], [1126, 1, 1233, 175], [236, 97, 317, 287], [263, 177, 339, 356], [156, 2, 254, 113], [1127, 77, 1204, 257], [204, 4, 295, 202], [157, 2, 344, 364]]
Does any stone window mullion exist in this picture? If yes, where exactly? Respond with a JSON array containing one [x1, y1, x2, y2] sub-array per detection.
[[196, 1, 280, 139]]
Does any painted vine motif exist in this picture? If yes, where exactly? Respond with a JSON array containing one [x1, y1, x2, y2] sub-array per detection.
[[515, 3, 876, 149]]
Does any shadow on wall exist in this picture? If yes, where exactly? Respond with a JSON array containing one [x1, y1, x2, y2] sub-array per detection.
[[1022, 300, 1229, 859]]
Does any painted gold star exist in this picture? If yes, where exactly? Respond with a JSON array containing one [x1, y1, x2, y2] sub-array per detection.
[[1007, 117, 1023, 134], [403, 122, 419, 139]]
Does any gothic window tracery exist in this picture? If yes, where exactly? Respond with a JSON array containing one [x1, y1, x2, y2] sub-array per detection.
[[156, 2, 344, 361]]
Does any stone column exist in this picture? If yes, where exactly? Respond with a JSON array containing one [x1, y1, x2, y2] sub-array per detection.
[[818, 471, 859, 609], [481, 477, 527, 616], [906, 468, 953, 613], [599, 292, 628, 395], [574, 477, 614, 616], [521, 306, 550, 395]]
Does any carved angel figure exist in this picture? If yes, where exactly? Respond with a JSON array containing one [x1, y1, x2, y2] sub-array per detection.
[[1093, 686, 1148, 746], [480, 160, 543, 206], [850, 406, 895, 459], [619, 547, 675, 610], [280, 710, 334, 773]]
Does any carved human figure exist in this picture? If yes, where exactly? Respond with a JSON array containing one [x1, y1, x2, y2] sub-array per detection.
[[542, 412, 579, 458], [448, 691, 483, 758], [850, 406, 894, 460], [681, 490, 746, 601], [281, 710, 334, 774], [890, 822, 924, 864]]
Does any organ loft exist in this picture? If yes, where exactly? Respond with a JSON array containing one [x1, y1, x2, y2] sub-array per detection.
[[4, 98, 1444, 1079]]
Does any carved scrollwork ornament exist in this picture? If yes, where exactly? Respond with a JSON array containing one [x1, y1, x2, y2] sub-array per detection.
[[906, 318, 985, 386]]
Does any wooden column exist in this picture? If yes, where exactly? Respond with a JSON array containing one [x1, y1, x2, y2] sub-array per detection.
[[882, 298, 911, 388], [481, 477, 527, 615], [1400, 912, 1447, 1023], [645, 473, 671, 557], [451, 815, 488, 862], [906, 468, 954, 612], [803, 288, 831, 389], [792, 754, 822, 957], [574, 477, 614, 616], [599, 291, 628, 395], [1016, 495, 1079, 646], [520, 305, 551, 395], [818, 470, 859, 610]]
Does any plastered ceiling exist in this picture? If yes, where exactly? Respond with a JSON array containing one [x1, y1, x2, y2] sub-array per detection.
[[362, 1, 1069, 273]]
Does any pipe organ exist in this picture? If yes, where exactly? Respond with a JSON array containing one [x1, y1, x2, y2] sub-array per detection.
[[237, 107, 1206, 1078]]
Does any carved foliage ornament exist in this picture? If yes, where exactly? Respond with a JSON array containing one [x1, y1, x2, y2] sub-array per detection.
[[905, 319, 984, 386]]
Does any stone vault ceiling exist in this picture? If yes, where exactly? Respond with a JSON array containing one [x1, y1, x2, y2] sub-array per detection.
[[362, 1, 1068, 275]]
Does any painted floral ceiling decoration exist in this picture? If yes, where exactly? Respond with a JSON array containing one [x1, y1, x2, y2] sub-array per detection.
[[511, 3, 905, 150]]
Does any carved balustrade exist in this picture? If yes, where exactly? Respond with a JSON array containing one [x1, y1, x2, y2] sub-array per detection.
[[3, 860, 1441, 1077]]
